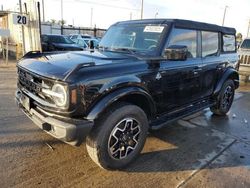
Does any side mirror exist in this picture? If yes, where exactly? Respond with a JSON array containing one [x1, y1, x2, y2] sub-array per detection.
[[164, 45, 188, 61]]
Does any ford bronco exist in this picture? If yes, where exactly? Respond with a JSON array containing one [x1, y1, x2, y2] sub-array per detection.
[[16, 19, 239, 169]]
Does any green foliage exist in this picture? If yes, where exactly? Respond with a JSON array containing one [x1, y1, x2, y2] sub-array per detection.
[[58, 20, 66, 25], [236, 33, 243, 42]]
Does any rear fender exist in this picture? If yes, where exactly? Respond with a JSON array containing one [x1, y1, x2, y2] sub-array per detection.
[[213, 68, 239, 96]]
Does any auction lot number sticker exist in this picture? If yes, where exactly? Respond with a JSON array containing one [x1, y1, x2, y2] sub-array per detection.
[[144, 26, 164, 33]]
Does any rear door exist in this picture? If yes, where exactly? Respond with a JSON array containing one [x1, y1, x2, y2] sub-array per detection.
[[200, 31, 220, 98]]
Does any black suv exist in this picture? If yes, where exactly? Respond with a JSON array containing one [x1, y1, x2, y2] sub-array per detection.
[[41, 34, 83, 52], [16, 19, 239, 169]]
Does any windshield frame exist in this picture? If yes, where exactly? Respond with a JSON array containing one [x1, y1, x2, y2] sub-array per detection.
[[99, 23, 168, 56]]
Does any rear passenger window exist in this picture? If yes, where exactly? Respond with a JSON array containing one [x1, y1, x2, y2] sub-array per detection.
[[223, 35, 236, 52], [168, 28, 197, 58], [202, 31, 219, 57]]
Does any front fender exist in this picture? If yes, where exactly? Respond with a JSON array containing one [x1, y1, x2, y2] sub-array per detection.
[[213, 68, 239, 96], [85, 87, 156, 121]]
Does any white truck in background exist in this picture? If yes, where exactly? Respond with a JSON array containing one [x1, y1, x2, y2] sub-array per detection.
[[238, 38, 250, 82]]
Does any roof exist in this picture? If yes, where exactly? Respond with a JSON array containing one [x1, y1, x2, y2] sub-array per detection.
[[0, 10, 27, 17], [0, 11, 11, 17], [115, 19, 236, 35]]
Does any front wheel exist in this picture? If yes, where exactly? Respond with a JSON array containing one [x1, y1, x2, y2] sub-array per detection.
[[86, 103, 148, 169], [210, 79, 235, 116]]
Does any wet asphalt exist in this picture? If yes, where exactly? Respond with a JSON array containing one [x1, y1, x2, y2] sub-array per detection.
[[0, 66, 250, 188]]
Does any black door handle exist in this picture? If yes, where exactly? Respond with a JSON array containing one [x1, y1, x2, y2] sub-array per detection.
[[216, 64, 224, 70], [192, 66, 202, 76]]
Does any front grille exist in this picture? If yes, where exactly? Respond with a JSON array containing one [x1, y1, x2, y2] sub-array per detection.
[[18, 68, 43, 95], [239, 55, 250, 65], [18, 68, 56, 105]]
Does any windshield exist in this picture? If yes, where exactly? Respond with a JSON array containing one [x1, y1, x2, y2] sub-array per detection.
[[241, 39, 250, 49], [99, 24, 166, 54], [49, 35, 74, 44]]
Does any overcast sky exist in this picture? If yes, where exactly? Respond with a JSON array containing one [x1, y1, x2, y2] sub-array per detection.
[[1, 0, 250, 36]]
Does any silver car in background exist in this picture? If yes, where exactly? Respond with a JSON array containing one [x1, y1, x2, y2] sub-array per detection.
[[69, 34, 99, 49]]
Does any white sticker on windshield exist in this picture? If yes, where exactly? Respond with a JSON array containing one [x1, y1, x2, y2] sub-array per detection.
[[144, 26, 164, 33]]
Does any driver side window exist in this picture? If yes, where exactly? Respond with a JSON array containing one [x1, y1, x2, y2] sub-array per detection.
[[168, 28, 197, 58]]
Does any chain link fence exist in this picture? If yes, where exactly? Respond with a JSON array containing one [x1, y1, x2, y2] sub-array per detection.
[[41, 23, 106, 37]]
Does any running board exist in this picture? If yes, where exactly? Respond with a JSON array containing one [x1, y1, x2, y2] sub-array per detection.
[[150, 99, 216, 130]]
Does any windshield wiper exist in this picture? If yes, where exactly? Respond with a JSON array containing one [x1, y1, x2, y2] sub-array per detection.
[[98, 46, 109, 50], [98, 46, 137, 55], [111, 47, 137, 54]]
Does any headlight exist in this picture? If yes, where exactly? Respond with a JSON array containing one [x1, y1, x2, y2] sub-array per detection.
[[42, 84, 68, 107], [52, 84, 67, 107]]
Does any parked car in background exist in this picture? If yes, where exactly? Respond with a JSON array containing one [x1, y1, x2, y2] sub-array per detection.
[[72, 38, 89, 49], [69, 34, 99, 48], [69, 34, 92, 41], [41, 34, 83, 52], [16, 19, 239, 170], [238, 38, 250, 82], [83, 38, 99, 49], [96, 36, 102, 42], [239, 38, 250, 50], [71, 37, 99, 49]]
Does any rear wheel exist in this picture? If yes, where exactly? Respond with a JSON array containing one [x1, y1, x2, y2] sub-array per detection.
[[210, 79, 235, 115], [86, 103, 148, 169]]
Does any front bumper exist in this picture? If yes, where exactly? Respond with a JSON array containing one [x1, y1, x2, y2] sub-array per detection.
[[15, 89, 93, 146]]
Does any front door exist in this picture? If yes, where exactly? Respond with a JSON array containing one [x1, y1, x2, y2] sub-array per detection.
[[156, 28, 203, 113]]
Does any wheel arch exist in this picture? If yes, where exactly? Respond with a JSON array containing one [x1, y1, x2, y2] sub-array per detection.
[[85, 87, 156, 121], [213, 68, 239, 96]]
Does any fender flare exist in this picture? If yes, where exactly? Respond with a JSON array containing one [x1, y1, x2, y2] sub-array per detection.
[[85, 87, 156, 121], [213, 68, 239, 96]]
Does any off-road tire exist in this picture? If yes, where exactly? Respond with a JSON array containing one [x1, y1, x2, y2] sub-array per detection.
[[86, 103, 148, 170], [210, 79, 235, 116]]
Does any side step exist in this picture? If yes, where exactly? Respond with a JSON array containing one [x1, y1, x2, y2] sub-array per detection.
[[150, 99, 216, 130]]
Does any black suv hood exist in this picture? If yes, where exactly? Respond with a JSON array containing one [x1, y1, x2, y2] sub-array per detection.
[[18, 51, 134, 81]]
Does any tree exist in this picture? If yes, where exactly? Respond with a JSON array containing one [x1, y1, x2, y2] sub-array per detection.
[[50, 19, 56, 24], [236, 33, 243, 43], [58, 20, 66, 26]]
